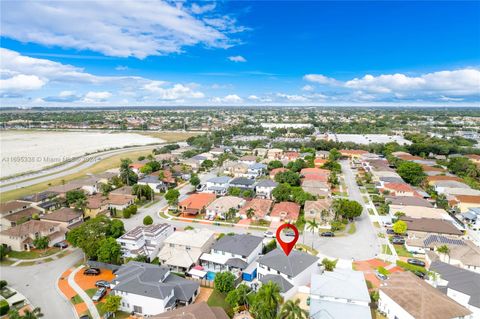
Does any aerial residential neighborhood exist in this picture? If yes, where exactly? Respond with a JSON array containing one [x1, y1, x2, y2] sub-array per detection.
[[1, 1, 479, 319]]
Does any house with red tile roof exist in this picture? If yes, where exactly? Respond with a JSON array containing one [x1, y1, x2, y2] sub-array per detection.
[[270, 202, 301, 222], [452, 195, 480, 213], [269, 168, 288, 179], [426, 175, 465, 185], [239, 198, 273, 220], [314, 158, 328, 168], [397, 154, 423, 161], [300, 168, 330, 176], [382, 183, 419, 197], [283, 152, 300, 161], [303, 174, 329, 183], [178, 193, 217, 216]]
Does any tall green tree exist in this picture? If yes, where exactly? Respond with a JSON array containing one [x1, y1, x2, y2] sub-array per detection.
[[165, 189, 180, 205], [397, 161, 426, 186], [214, 272, 235, 293], [306, 219, 319, 249], [251, 281, 282, 319], [21, 307, 44, 319], [33, 236, 49, 250], [392, 220, 407, 235], [97, 237, 122, 264], [101, 295, 122, 314], [120, 159, 138, 186], [278, 299, 308, 319]]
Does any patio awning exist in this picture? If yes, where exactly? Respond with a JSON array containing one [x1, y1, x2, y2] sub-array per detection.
[[200, 253, 230, 265], [188, 268, 207, 278]]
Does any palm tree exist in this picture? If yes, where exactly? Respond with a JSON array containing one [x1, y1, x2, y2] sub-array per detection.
[[246, 207, 256, 219], [74, 198, 87, 212], [278, 299, 308, 319], [437, 245, 450, 264], [22, 307, 44, 319], [7, 310, 21, 319], [306, 219, 319, 249], [252, 281, 283, 319]]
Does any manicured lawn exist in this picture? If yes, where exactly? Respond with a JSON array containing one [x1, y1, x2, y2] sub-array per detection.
[[373, 222, 381, 228], [368, 208, 374, 215], [207, 290, 233, 317], [394, 244, 412, 257], [381, 244, 393, 255], [71, 294, 84, 305], [295, 243, 319, 255], [347, 222, 356, 234], [8, 247, 60, 260], [85, 288, 97, 298]]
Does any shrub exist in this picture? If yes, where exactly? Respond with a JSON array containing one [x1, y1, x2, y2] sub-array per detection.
[[123, 209, 132, 218], [396, 260, 426, 273], [0, 300, 9, 316], [0, 280, 7, 289], [377, 266, 389, 276], [214, 272, 235, 293], [143, 215, 153, 225]]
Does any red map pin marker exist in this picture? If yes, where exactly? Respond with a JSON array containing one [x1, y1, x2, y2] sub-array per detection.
[[276, 223, 299, 256]]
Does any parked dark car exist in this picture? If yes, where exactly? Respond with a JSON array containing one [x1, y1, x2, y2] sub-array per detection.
[[79, 315, 90, 319], [320, 232, 335, 237], [92, 287, 107, 302], [54, 241, 68, 249], [391, 238, 405, 245], [386, 229, 396, 235], [284, 230, 296, 237], [413, 270, 426, 279], [95, 280, 110, 288], [83, 268, 101, 276], [407, 258, 426, 267]]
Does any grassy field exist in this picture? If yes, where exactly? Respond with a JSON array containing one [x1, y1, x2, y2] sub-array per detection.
[[0, 149, 153, 202], [139, 131, 202, 142], [207, 290, 233, 317], [394, 244, 412, 257], [7, 247, 60, 260]]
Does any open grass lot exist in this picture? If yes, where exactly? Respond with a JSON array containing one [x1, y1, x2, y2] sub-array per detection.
[[139, 131, 202, 142], [394, 244, 412, 257], [0, 148, 154, 202], [7, 247, 60, 260], [207, 290, 233, 317]]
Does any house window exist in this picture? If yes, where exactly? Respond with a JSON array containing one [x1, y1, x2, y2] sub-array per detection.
[[133, 305, 142, 313], [186, 246, 191, 251]]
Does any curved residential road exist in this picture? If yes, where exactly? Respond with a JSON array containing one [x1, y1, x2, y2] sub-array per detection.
[[0, 249, 83, 319], [69, 266, 100, 319], [302, 160, 381, 260], [0, 144, 163, 193]]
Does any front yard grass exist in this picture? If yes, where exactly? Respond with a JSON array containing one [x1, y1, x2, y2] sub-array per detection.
[[70, 294, 84, 305], [295, 243, 319, 255], [7, 247, 60, 260], [394, 244, 412, 257], [381, 244, 393, 255], [373, 221, 381, 228], [207, 290, 233, 317], [347, 222, 356, 234], [85, 288, 97, 298]]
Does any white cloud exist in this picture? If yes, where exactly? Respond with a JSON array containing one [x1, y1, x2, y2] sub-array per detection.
[[191, 3, 216, 14], [302, 85, 314, 91], [304, 74, 340, 86], [212, 94, 243, 103], [83, 91, 112, 103], [228, 55, 247, 63], [276, 93, 309, 102], [115, 65, 128, 71], [0, 74, 46, 92], [143, 82, 205, 100], [248, 95, 259, 100], [304, 68, 480, 100], [1, 0, 244, 59]]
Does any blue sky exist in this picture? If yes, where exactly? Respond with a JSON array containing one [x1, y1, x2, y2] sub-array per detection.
[[1, 1, 479, 106]]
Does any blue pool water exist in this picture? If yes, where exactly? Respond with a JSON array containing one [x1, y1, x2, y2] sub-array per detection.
[[206, 271, 216, 281]]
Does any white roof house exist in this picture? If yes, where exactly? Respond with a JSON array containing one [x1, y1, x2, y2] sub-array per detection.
[[310, 269, 371, 319], [116, 224, 174, 259], [157, 229, 216, 272], [205, 196, 246, 219]]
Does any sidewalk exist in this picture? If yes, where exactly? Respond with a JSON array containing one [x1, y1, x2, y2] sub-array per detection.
[[68, 266, 100, 319], [10, 247, 76, 266]]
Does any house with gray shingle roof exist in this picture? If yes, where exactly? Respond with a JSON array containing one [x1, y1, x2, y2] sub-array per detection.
[[257, 249, 320, 299], [111, 261, 200, 316], [255, 179, 278, 199], [200, 234, 263, 281], [429, 261, 480, 316]]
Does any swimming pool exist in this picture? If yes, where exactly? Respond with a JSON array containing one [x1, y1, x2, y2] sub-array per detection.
[[206, 271, 216, 281]]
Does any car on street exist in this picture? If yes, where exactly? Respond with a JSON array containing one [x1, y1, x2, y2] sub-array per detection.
[[95, 280, 110, 288], [83, 268, 101, 276], [54, 241, 68, 249], [79, 315, 90, 319], [375, 271, 388, 281], [92, 287, 107, 302], [320, 232, 335, 237], [386, 229, 396, 235], [391, 238, 405, 245], [264, 231, 275, 238], [284, 230, 296, 237], [407, 258, 426, 267]]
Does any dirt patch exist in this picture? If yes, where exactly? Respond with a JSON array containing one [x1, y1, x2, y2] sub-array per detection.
[[195, 287, 213, 303]]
